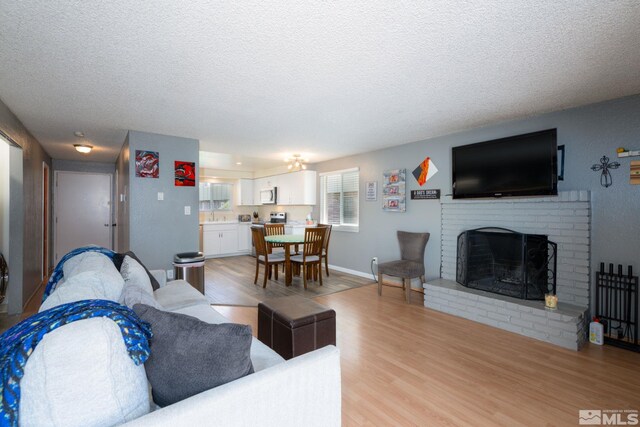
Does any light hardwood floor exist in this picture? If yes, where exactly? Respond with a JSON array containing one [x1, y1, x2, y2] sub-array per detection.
[[217, 284, 640, 426], [204, 255, 375, 306]]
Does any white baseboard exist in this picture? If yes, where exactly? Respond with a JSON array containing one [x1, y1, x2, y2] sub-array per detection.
[[327, 264, 375, 280], [327, 264, 427, 288]]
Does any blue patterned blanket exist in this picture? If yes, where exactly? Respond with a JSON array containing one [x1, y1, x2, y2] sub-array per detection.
[[0, 299, 152, 427], [42, 245, 116, 302]]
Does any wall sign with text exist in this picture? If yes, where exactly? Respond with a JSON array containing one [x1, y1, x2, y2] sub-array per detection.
[[410, 189, 441, 200], [365, 181, 377, 201]]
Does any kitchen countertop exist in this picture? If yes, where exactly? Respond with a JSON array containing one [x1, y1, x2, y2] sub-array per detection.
[[199, 220, 316, 226], [200, 220, 252, 225]]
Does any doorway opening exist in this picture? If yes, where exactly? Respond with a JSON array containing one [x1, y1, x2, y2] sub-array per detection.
[[0, 132, 24, 316]]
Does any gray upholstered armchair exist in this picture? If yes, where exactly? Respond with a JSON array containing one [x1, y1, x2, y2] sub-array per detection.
[[377, 231, 430, 303]]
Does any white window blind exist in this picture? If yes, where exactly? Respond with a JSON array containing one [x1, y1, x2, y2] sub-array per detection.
[[321, 169, 359, 231], [199, 183, 232, 211]]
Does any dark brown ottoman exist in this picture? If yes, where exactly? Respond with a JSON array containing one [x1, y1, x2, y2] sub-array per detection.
[[258, 296, 336, 360]]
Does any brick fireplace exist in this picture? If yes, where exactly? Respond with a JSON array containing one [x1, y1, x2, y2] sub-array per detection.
[[424, 191, 591, 350]]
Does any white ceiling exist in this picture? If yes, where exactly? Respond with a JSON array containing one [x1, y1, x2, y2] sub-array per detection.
[[1, 1, 639, 169]]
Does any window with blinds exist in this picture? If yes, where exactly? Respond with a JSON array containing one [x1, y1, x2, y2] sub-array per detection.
[[320, 168, 359, 231], [199, 183, 232, 211]]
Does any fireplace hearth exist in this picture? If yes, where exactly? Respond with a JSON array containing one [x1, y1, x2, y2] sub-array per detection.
[[456, 228, 557, 300]]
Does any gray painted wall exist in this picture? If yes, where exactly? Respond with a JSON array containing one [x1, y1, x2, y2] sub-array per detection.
[[0, 98, 52, 313], [314, 94, 640, 309], [118, 131, 199, 272]]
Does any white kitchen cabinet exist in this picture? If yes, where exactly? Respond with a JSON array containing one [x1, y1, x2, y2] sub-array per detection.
[[249, 171, 317, 206], [253, 177, 266, 205], [237, 223, 251, 252], [277, 170, 317, 205], [236, 179, 254, 206], [203, 224, 239, 257]]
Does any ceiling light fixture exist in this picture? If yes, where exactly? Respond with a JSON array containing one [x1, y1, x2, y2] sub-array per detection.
[[285, 154, 307, 171], [74, 144, 93, 154], [236, 162, 242, 165], [73, 131, 85, 138]]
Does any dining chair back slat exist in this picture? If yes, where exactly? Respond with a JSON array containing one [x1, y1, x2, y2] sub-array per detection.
[[303, 227, 325, 260], [264, 223, 285, 250], [317, 224, 332, 276]]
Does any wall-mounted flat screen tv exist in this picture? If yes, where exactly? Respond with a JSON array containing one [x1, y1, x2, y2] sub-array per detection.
[[452, 129, 558, 199]]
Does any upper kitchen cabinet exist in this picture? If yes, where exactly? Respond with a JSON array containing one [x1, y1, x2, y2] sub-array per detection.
[[252, 175, 280, 204], [278, 170, 317, 205], [236, 179, 254, 206], [241, 171, 317, 206]]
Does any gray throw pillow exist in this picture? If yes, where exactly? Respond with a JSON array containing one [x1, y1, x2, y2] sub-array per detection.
[[132, 304, 254, 407], [113, 251, 161, 290]]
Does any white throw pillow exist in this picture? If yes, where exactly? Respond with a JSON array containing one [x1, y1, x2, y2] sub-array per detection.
[[120, 255, 154, 296], [40, 270, 124, 312], [119, 255, 162, 309], [41, 251, 125, 311], [62, 251, 114, 279], [19, 317, 150, 427]]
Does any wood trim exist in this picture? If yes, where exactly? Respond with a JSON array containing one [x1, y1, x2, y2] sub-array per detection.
[[42, 161, 50, 280], [22, 273, 47, 315]]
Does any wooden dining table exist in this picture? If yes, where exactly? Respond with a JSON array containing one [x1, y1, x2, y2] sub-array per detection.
[[264, 234, 305, 286]]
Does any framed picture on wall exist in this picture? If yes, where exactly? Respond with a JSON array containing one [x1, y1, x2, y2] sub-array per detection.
[[382, 169, 406, 212], [135, 150, 159, 178], [175, 161, 196, 186]]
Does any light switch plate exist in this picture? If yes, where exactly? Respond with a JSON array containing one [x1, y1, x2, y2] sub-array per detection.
[[184, 206, 191, 215], [157, 192, 164, 201]]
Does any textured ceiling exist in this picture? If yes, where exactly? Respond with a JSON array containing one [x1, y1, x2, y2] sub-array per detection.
[[1, 1, 639, 168]]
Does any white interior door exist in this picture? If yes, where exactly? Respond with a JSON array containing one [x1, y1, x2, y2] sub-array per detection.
[[54, 171, 112, 264]]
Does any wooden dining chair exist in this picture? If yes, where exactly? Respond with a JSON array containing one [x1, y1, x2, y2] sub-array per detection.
[[251, 226, 285, 288], [317, 223, 332, 276], [263, 223, 285, 252], [290, 227, 325, 289]]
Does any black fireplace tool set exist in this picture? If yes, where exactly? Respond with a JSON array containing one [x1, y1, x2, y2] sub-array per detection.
[[595, 263, 639, 352]]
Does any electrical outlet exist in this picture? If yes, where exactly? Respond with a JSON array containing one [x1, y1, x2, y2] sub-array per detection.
[[372, 257, 378, 264], [167, 269, 174, 280]]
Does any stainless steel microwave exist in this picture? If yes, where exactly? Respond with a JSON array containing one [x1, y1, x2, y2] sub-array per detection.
[[260, 187, 277, 204]]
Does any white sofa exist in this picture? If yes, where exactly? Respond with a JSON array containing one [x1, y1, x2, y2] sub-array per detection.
[[20, 254, 341, 427], [130, 273, 342, 427]]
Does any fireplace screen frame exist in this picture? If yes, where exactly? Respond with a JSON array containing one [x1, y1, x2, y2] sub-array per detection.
[[456, 227, 557, 300]]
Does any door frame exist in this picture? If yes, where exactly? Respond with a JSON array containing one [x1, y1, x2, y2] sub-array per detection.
[[53, 171, 113, 263], [42, 161, 50, 279], [0, 131, 24, 315]]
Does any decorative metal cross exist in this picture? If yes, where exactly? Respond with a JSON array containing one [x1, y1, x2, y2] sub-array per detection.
[[591, 155, 620, 188]]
